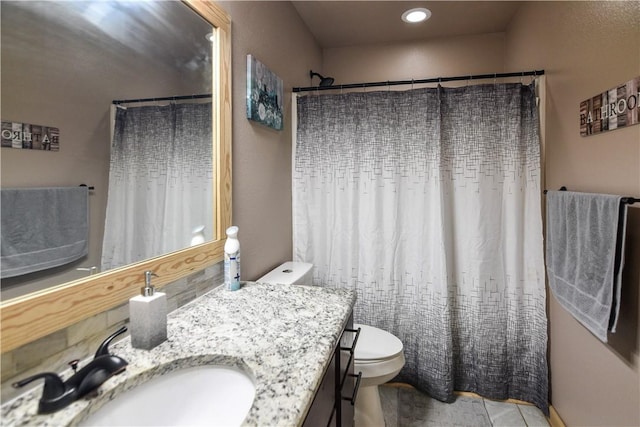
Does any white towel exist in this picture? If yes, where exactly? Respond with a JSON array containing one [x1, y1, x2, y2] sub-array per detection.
[[1, 186, 89, 278], [545, 190, 627, 342]]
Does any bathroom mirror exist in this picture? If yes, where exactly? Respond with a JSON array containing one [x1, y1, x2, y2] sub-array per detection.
[[1, 0, 214, 299], [0, 0, 232, 352]]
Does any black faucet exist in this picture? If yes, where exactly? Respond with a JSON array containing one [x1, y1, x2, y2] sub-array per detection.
[[13, 326, 129, 414]]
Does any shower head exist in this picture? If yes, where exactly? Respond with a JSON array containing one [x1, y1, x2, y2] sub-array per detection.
[[310, 70, 335, 87]]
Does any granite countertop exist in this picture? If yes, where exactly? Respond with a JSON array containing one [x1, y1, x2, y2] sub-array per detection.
[[2, 282, 356, 427]]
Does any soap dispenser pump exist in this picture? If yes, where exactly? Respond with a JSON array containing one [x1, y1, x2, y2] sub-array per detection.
[[141, 271, 157, 296], [129, 270, 167, 350]]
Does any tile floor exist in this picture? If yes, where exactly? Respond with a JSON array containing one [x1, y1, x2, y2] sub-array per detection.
[[379, 385, 550, 427]]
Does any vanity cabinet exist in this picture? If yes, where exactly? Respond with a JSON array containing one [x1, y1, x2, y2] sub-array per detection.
[[303, 313, 360, 427]]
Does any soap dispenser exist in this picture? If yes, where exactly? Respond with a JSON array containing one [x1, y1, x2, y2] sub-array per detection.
[[129, 271, 167, 350]]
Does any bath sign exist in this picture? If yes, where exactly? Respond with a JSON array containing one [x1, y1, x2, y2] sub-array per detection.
[[580, 76, 640, 136], [1, 120, 59, 150]]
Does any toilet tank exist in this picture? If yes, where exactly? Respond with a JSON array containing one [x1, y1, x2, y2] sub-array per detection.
[[258, 261, 314, 286]]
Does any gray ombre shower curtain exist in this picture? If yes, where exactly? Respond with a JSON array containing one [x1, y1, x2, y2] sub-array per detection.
[[101, 103, 213, 271], [293, 84, 548, 413]]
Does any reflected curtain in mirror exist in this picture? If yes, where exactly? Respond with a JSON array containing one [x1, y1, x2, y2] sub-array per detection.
[[101, 102, 213, 271]]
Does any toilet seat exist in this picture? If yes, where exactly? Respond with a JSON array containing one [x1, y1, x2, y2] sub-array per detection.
[[354, 324, 403, 361], [353, 324, 405, 387]]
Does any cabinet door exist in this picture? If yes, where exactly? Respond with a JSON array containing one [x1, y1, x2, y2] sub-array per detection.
[[303, 311, 359, 427], [303, 354, 336, 427]]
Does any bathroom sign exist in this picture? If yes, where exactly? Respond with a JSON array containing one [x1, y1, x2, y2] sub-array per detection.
[[1, 120, 59, 150], [580, 76, 640, 136]]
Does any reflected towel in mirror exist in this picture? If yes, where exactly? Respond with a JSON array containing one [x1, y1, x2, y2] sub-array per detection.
[[1, 186, 89, 278]]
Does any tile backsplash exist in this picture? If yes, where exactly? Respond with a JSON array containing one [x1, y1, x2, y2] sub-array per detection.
[[0, 262, 223, 403]]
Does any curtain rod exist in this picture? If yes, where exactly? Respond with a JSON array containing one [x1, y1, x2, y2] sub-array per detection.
[[112, 94, 212, 105], [544, 186, 638, 205], [293, 69, 545, 93]]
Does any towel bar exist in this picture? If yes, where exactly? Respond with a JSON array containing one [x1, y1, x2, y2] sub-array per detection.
[[543, 186, 638, 205]]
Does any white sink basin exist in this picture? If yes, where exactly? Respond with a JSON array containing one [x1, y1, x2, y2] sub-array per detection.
[[80, 365, 255, 426]]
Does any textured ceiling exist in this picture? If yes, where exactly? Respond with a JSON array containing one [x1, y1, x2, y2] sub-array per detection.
[[2, 1, 212, 76], [291, 1, 522, 48]]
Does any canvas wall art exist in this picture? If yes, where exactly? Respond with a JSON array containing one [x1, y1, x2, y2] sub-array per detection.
[[246, 54, 283, 130]]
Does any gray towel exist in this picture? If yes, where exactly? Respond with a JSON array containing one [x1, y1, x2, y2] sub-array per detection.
[[1, 186, 89, 278], [545, 190, 627, 342]]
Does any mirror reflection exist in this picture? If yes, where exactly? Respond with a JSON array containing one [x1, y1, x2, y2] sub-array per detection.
[[1, 0, 215, 300]]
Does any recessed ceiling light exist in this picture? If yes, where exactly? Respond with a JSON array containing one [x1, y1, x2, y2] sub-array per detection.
[[401, 7, 431, 24]]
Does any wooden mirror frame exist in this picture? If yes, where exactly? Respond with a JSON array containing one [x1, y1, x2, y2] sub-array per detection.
[[0, 0, 232, 353]]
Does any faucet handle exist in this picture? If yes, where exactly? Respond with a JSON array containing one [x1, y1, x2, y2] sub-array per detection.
[[94, 326, 128, 359], [12, 372, 65, 400]]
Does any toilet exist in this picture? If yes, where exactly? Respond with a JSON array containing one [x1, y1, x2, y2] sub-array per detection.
[[352, 323, 404, 427], [258, 262, 405, 427]]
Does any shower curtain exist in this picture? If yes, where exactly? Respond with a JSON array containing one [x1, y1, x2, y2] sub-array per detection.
[[101, 102, 213, 271], [293, 83, 548, 413]]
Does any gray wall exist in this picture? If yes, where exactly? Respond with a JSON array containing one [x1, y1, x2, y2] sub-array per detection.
[[217, 1, 322, 281]]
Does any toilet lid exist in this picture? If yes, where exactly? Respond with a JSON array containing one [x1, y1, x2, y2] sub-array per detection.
[[354, 324, 403, 361]]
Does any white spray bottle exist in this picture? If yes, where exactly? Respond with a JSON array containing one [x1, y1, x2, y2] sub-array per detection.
[[224, 226, 241, 291]]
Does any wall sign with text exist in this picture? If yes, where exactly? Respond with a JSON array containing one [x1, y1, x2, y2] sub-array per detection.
[[1, 120, 60, 151], [580, 76, 640, 137]]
